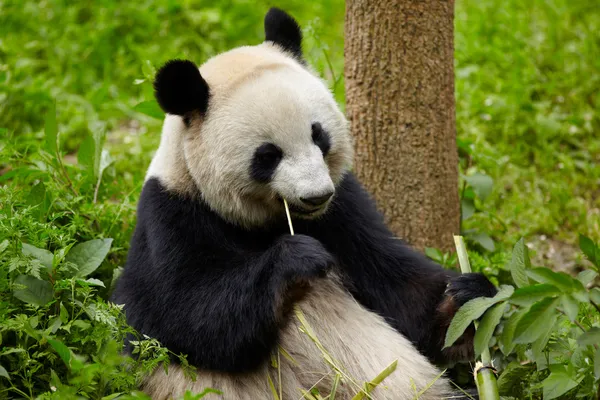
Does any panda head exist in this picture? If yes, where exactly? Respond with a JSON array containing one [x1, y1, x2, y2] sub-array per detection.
[[150, 8, 353, 228]]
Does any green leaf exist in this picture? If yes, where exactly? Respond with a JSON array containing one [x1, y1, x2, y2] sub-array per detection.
[[0, 364, 9, 380], [77, 278, 105, 287], [26, 181, 51, 219], [425, 247, 443, 262], [509, 283, 560, 306], [500, 308, 527, 355], [514, 297, 559, 344], [47, 339, 71, 367], [22, 243, 53, 271], [444, 285, 514, 348], [133, 100, 165, 119], [542, 371, 581, 400], [142, 60, 156, 81], [464, 173, 494, 201], [474, 301, 507, 357], [0, 239, 9, 254], [577, 327, 600, 347], [461, 198, 475, 221], [577, 270, 597, 286], [531, 312, 558, 370], [497, 361, 530, 396], [560, 294, 579, 322], [579, 234, 599, 267], [48, 316, 62, 333], [93, 149, 113, 197], [470, 232, 495, 252], [44, 100, 58, 155], [510, 238, 530, 288], [60, 303, 69, 323], [591, 288, 600, 305], [526, 268, 575, 291], [66, 239, 113, 277], [13, 275, 53, 306]]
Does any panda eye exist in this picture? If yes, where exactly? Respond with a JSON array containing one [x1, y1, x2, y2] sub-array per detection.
[[256, 143, 283, 165], [311, 123, 331, 156], [250, 143, 283, 183]]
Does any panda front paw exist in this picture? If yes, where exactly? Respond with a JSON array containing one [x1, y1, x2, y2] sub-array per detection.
[[435, 273, 497, 364], [277, 234, 334, 281], [445, 273, 497, 306]]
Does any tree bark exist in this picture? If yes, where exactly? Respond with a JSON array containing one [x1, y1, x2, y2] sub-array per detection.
[[344, 0, 460, 252]]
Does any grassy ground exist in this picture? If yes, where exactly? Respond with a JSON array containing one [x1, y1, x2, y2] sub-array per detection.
[[1, 0, 599, 398]]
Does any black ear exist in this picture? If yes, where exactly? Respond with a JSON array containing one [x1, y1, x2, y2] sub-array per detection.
[[264, 8, 303, 61], [153, 59, 210, 116]]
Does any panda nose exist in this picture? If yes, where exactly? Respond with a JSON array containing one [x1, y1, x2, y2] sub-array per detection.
[[300, 192, 334, 207]]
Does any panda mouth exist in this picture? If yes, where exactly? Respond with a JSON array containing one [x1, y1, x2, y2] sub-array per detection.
[[288, 202, 323, 215], [278, 197, 327, 217]]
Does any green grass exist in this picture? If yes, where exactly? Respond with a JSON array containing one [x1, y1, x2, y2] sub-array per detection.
[[0, 0, 599, 398]]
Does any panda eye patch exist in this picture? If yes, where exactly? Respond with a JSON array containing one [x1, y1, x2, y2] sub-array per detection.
[[250, 143, 283, 183], [311, 123, 331, 156]]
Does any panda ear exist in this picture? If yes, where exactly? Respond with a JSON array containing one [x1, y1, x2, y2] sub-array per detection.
[[264, 8, 303, 61], [153, 59, 210, 116]]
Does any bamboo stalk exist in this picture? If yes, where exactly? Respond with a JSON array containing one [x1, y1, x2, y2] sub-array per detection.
[[453, 235, 499, 400]]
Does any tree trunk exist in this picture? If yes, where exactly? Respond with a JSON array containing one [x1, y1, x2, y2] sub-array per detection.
[[344, 0, 459, 252]]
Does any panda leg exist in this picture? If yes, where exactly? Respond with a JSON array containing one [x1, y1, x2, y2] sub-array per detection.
[[142, 276, 457, 400], [277, 276, 455, 399], [143, 362, 289, 399]]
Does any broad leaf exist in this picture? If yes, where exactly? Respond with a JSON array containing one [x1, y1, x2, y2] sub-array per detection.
[[531, 312, 558, 370], [560, 294, 579, 322], [13, 275, 53, 306], [464, 173, 493, 201], [500, 308, 527, 355], [474, 301, 507, 357], [0, 239, 9, 254], [526, 267, 575, 291], [577, 270, 597, 286], [22, 243, 53, 271], [510, 238, 530, 288], [590, 287, 600, 303], [577, 327, 600, 347], [461, 198, 475, 221], [133, 100, 164, 119], [579, 234, 599, 267], [48, 339, 71, 367], [470, 232, 495, 252], [542, 371, 581, 400], [0, 364, 9, 380], [514, 297, 559, 344], [509, 283, 560, 306], [444, 285, 514, 348], [77, 278, 105, 287], [66, 239, 112, 277]]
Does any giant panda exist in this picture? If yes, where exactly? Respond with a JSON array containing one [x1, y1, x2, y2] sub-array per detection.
[[112, 8, 497, 400]]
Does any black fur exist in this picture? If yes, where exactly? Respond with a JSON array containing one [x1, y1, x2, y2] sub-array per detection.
[[311, 122, 330, 156], [250, 143, 283, 183], [264, 7, 303, 61], [112, 173, 497, 373], [154, 59, 210, 116]]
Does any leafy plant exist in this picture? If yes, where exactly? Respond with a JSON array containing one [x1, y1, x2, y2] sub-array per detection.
[[446, 236, 600, 399], [0, 105, 200, 399]]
